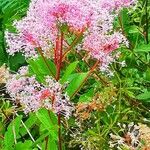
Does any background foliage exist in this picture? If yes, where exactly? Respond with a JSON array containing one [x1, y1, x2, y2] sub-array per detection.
[[0, 0, 150, 150]]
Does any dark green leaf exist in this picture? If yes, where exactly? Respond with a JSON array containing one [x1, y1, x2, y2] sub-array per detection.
[[79, 88, 94, 102]]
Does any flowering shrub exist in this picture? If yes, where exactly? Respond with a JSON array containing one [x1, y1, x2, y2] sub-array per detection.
[[0, 0, 150, 150]]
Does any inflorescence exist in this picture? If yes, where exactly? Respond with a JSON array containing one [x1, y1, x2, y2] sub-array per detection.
[[6, 67, 74, 118], [5, 0, 136, 74]]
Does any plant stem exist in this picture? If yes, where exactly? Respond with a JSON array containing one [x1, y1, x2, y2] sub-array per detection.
[[62, 32, 82, 59], [54, 31, 64, 150], [134, 2, 146, 48], [0, 135, 4, 139], [70, 60, 100, 99], [37, 33, 63, 149], [54, 37, 59, 65], [15, 113, 42, 150], [45, 136, 48, 150], [63, 38, 109, 86], [56, 32, 64, 81], [77, 52, 109, 86], [57, 32, 63, 150]]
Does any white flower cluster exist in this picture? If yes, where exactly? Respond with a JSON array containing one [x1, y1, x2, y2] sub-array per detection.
[[109, 122, 141, 149]]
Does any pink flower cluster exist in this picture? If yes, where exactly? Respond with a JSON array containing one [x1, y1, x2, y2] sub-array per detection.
[[6, 67, 74, 118], [5, 0, 136, 73], [83, 32, 128, 75], [100, 0, 136, 11], [5, 0, 92, 58]]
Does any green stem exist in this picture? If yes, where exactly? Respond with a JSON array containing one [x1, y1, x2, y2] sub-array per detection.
[[58, 113, 62, 150], [111, 64, 122, 113]]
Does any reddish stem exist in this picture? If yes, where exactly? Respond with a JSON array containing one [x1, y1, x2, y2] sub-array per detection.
[[54, 32, 64, 150], [62, 32, 82, 60], [56, 32, 64, 81], [55, 31, 84, 150], [54, 38, 59, 65], [0, 135, 4, 139], [70, 60, 100, 99]]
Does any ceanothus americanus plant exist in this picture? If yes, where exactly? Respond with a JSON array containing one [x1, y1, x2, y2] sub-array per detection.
[[5, 0, 136, 117], [4, 0, 137, 149]]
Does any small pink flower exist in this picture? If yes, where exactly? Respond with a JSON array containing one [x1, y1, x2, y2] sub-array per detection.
[[50, 3, 69, 18], [22, 31, 37, 46], [103, 39, 119, 54], [40, 89, 51, 100]]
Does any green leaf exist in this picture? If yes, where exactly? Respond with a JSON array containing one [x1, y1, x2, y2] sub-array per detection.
[[145, 68, 150, 81], [0, 31, 7, 66], [47, 135, 57, 150], [41, 135, 58, 150], [79, 88, 94, 102], [60, 61, 79, 83], [19, 113, 37, 136], [37, 57, 56, 76], [36, 109, 58, 140], [4, 115, 22, 150], [136, 91, 150, 101], [134, 43, 150, 52], [8, 53, 26, 71], [28, 59, 44, 82], [127, 25, 141, 34], [15, 140, 33, 150], [28, 57, 56, 82], [48, 111, 58, 125], [66, 72, 88, 98], [120, 8, 130, 26]]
